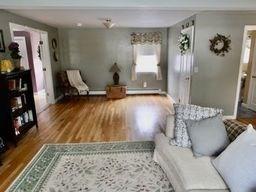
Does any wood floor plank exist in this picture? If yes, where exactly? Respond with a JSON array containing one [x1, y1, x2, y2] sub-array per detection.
[[0, 95, 172, 191]]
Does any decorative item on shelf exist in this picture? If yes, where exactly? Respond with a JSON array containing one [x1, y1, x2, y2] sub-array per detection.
[[109, 62, 121, 85], [8, 42, 22, 69], [178, 33, 190, 55], [209, 33, 231, 56], [0, 29, 5, 52], [0, 59, 14, 73]]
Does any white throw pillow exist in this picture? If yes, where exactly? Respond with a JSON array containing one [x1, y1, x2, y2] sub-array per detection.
[[166, 114, 175, 138], [212, 125, 256, 192]]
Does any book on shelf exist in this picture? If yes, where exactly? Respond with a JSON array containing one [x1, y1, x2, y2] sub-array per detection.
[[13, 110, 34, 136], [8, 78, 28, 92], [11, 94, 27, 112]]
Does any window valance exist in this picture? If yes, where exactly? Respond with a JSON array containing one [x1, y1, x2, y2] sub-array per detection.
[[131, 32, 162, 45]]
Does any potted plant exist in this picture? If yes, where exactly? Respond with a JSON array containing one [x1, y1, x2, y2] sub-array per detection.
[[8, 42, 22, 69]]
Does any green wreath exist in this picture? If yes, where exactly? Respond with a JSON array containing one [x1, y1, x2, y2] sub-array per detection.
[[209, 33, 231, 56], [178, 33, 190, 55]]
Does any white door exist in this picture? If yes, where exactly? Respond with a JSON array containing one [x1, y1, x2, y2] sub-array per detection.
[[40, 33, 55, 104], [13, 36, 30, 69], [179, 26, 194, 104], [248, 33, 256, 111]]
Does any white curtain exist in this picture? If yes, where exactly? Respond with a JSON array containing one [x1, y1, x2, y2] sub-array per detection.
[[155, 44, 162, 80], [132, 43, 162, 80]]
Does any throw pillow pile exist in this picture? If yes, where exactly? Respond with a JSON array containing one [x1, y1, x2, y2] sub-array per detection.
[[167, 103, 256, 191]]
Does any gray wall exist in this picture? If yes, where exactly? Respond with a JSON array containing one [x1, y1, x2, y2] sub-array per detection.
[[0, 10, 61, 98], [58, 28, 167, 91], [167, 16, 195, 102], [191, 12, 256, 115]]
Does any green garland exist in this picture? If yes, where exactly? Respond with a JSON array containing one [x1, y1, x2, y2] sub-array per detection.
[[178, 33, 190, 55]]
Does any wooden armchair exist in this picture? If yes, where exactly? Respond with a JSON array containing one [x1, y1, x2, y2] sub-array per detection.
[[57, 71, 89, 97]]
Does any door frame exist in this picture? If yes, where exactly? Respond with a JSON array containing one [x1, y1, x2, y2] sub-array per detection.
[[9, 22, 55, 104], [179, 25, 194, 104], [13, 36, 30, 70], [234, 25, 256, 118]]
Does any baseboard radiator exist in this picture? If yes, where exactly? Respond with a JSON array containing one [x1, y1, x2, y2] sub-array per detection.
[[89, 89, 164, 95]]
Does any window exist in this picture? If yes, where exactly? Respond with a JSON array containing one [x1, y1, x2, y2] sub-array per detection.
[[136, 54, 158, 73], [131, 32, 162, 80], [134, 44, 160, 73]]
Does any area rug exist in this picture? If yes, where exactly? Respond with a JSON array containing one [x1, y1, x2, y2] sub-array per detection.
[[7, 141, 174, 192]]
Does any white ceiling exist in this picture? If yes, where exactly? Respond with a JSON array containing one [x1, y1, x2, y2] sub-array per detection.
[[2, 0, 256, 10], [7, 9, 196, 28], [5, 0, 256, 29]]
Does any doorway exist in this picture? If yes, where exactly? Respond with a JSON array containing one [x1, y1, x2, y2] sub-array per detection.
[[9, 23, 55, 113], [236, 26, 256, 126]]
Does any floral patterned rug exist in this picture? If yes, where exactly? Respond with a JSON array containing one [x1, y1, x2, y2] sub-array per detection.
[[7, 141, 173, 192]]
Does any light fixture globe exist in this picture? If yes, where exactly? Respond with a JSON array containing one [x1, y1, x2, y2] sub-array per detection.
[[103, 19, 115, 29]]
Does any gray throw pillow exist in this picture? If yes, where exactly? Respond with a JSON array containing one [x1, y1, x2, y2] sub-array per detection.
[[212, 125, 256, 192], [185, 115, 230, 157], [170, 104, 223, 148]]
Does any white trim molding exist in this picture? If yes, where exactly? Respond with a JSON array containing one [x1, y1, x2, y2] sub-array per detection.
[[54, 95, 64, 103], [89, 89, 165, 95]]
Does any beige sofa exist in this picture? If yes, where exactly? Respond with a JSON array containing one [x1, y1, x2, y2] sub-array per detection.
[[154, 133, 229, 192]]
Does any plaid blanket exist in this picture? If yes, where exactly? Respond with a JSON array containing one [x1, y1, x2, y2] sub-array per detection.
[[223, 119, 248, 142]]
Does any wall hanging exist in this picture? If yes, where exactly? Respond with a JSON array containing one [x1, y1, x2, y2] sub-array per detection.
[[209, 33, 231, 56], [178, 33, 190, 55], [52, 38, 57, 49], [0, 30, 5, 52]]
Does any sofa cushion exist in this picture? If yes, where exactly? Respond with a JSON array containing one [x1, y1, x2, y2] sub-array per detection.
[[212, 125, 256, 192], [186, 115, 229, 157], [155, 133, 228, 191], [170, 104, 223, 148]]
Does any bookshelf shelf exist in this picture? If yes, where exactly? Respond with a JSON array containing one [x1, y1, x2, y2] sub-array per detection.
[[12, 106, 30, 118], [9, 89, 28, 97], [0, 70, 38, 145]]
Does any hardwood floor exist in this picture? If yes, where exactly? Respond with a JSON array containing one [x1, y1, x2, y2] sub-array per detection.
[[237, 118, 256, 127], [0, 95, 172, 191]]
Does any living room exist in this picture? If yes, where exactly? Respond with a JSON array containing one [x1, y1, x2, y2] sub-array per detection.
[[0, 1, 256, 192]]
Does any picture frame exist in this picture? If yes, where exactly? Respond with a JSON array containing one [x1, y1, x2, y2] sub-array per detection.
[[0, 30, 6, 52]]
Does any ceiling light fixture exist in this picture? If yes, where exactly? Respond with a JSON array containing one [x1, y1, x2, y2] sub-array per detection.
[[77, 23, 82, 27], [103, 19, 115, 29]]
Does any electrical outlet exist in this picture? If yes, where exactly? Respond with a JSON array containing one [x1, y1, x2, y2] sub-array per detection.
[[194, 66, 199, 73], [143, 82, 147, 88]]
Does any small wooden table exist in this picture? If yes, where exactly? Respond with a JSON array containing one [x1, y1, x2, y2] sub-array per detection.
[[106, 85, 127, 99]]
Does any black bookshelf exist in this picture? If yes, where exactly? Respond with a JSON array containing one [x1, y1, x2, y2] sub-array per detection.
[[0, 70, 38, 145]]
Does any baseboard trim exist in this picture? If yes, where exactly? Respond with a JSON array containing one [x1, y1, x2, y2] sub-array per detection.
[[89, 89, 165, 95], [223, 115, 236, 120], [241, 102, 248, 108], [89, 91, 106, 95], [54, 95, 64, 104]]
